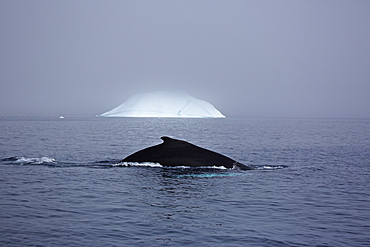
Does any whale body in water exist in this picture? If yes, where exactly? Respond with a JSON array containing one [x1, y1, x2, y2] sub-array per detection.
[[121, 137, 252, 170]]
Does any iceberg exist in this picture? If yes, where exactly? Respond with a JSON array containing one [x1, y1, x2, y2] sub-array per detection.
[[100, 91, 225, 118]]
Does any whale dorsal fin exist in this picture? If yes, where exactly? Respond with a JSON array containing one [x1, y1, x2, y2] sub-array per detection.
[[161, 136, 179, 143], [160, 136, 191, 146]]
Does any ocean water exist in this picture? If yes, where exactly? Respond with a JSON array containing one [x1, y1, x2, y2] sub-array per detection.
[[0, 117, 369, 247]]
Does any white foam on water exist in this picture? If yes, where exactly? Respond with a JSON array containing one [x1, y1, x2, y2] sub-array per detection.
[[175, 173, 245, 178], [164, 165, 228, 169], [113, 162, 229, 169], [15, 157, 56, 165], [199, 166, 228, 170], [113, 162, 163, 168], [253, 165, 287, 170]]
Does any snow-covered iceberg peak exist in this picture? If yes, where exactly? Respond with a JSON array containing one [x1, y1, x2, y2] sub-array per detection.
[[100, 91, 225, 118]]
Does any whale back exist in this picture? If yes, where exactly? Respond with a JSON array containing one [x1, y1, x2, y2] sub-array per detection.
[[122, 136, 251, 170]]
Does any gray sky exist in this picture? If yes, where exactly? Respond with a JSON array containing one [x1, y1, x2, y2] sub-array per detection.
[[1, 0, 369, 118]]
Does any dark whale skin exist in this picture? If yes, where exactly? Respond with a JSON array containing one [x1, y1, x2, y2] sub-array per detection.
[[121, 136, 252, 170]]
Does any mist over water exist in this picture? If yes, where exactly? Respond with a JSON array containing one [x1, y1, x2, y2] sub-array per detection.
[[1, 1, 370, 118], [1, 117, 369, 246]]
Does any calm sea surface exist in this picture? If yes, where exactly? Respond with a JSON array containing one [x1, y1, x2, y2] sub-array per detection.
[[0, 117, 369, 246]]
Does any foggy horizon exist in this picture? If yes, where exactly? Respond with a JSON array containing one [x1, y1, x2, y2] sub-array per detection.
[[1, 1, 370, 119]]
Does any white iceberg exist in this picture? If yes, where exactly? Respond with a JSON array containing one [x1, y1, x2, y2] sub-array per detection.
[[100, 91, 225, 118]]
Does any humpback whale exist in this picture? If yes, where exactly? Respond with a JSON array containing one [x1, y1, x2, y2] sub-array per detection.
[[121, 137, 252, 170]]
